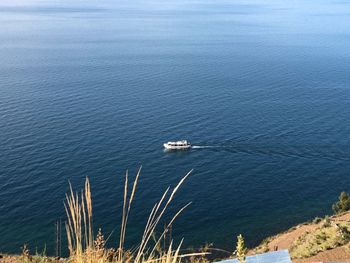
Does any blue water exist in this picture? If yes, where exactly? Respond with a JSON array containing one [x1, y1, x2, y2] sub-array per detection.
[[1, 0, 350, 255]]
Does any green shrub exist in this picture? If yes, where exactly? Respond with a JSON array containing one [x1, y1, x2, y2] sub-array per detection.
[[290, 223, 347, 259], [323, 216, 332, 228], [337, 224, 350, 241], [312, 217, 323, 224], [332, 192, 350, 214], [235, 234, 247, 263]]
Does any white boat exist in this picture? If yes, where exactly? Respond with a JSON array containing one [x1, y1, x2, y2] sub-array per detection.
[[163, 140, 191, 150]]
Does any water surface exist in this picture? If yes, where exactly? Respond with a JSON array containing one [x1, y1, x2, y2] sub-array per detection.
[[1, 0, 350, 255]]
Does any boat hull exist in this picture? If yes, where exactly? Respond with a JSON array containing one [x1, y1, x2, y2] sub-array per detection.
[[163, 143, 191, 150]]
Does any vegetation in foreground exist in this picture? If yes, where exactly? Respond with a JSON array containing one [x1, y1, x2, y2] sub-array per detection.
[[333, 191, 350, 215], [289, 217, 350, 258], [253, 191, 350, 261], [63, 168, 212, 263], [2, 174, 350, 263], [1, 167, 249, 263], [235, 235, 246, 263]]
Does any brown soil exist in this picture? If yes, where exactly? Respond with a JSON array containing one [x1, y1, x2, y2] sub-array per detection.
[[267, 224, 318, 251]]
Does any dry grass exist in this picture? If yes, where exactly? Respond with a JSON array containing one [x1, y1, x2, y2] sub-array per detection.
[[250, 213, 350, 261], [64, 168, 207, 263], [290, 219, 350, 259]]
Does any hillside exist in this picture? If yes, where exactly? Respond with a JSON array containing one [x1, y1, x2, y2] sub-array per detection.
[[252, 212, 350, 262]]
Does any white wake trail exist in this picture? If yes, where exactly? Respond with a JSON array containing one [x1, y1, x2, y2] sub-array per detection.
[[191, 145, 221, 149]]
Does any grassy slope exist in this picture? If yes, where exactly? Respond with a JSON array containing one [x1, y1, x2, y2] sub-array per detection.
[[251, 212, 350, 262]]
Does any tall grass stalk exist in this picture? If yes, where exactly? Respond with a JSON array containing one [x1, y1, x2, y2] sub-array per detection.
[[65, 168, 206, 263]]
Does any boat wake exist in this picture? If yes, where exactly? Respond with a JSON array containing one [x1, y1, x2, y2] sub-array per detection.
[[191, 145, 222, 149], [190, 143, 350, 162]]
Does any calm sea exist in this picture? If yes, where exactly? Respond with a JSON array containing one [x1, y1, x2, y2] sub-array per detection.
[[1, 0, 350, 255]]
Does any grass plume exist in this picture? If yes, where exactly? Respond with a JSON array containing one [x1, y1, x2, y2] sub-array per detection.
[[64, 168, 207, 263]]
